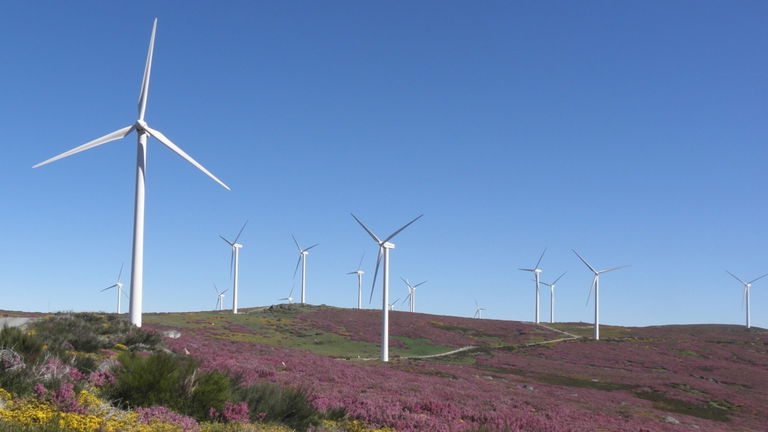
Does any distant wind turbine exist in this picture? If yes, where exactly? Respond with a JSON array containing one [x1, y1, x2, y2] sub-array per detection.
[[347, 253, 366, 309], [519, 249, 546, 323], [474, 300, 486, 319], [213, 284, 228, 311], [101, 264, 126, 314], [726, 271, 768, 329], [388, 298, 401, 311], [401, 278, 427, 313], [280, 283, 296, 304], [351, 213, 422, 362], [540, 271, 566, 324], [33, 19, 230, 327], [292, 235, 318, 304], [220, 221, 247, 314], [573, 250, 630, 340]]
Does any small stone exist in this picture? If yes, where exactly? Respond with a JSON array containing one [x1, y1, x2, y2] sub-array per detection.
[[162, 330, 181, 339], [664, 416, 680, 424]]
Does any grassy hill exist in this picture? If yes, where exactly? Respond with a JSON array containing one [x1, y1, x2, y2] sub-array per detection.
[[139, 305, 768, 432]]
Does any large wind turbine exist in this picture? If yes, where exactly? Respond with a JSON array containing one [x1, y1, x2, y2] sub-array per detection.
[[352, 213, 422, 362], [519, 249, 546, 323], [474, 300, 486, 319], [347, 254, 365, 309], [401, 278, 427, 313], [540, 271, 566, 324], [573, 250, 629, 340], [101, 264, 126, 314], [292, 235, 318, 304], [726, 271, 768, 329], [33, 19, 230, 328], [220, 221, 247, 314]]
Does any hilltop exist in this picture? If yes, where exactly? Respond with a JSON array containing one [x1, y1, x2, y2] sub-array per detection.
[[135, 305, 768, 432]]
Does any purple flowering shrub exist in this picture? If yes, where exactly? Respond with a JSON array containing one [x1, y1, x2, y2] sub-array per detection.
[[136, 405, 200, 431]]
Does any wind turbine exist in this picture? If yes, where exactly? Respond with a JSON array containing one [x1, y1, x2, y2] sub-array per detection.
[[292, 235, 318, 304], [101, 264, 126, 314], [33, 19, 230, 328], [540, 271, 566, 324], [279, 283, 296, 304], [401, 278, 427, 313], [473, 300, 486, 319], [351, 213, 422, 362], [573, 250, 629, 340], [347, 253, 365, 309], [213, 284, 228, 311], [519, 249, 546, 323], [220, 221, 247, 314], [726, 271, 768, 329], [388, 298, 401, 311]]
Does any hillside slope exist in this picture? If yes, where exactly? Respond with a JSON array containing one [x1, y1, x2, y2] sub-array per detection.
[[143, 305, 768, 432]]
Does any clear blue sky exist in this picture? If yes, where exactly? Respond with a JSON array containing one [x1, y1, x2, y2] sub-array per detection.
[[1, 1, 766, 328]]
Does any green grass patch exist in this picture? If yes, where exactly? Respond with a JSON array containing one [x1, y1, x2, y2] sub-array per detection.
[[635, 391, 733, 422], [390, 337, 453, 357]]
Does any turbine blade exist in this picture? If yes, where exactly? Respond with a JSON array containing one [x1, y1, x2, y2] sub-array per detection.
[[213, 283, 219, 295], [144, 125, 230, 190], [585, 277, 596, 307], [293, 255, 302, 279], [552, 271, 567, 285], [220, 235, 234, 246], [233, 220, 248, 244], [138, 18, 157, 120], [221, 289, 229, 294], [726, 271, 746, 285], [369, 248, 382, 304], [291, 234, 301, 251], [534, 248, 547, 269], [33, 125, 135, 168], [748, 272, 768, 284], [400, 276, 410, 286], [116, 263, 124, 283], [346, 271, 357, 275], [518, 268, 535, 272], [600, 264, 631, 274], [304, 243, 319, 252], [383, 214, 423, 244], [288, 282, 296, 298], [357, 252, 366, 271], [101, 285, 118, 292], [414, 280, 427, 287], [351, 213, 382, 244], [572, 249, 598, 274]]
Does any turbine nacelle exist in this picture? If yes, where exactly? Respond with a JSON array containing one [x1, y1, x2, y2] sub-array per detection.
[[382, 242, 395, 249]]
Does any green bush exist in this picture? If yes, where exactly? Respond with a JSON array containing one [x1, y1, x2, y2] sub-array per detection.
[[235, 382, 319, 431], [0, 325, 43, 363], [106, 351, 233, 420]]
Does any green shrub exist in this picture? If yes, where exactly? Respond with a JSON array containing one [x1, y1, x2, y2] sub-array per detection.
[[0, 325, 43, 363], [235, 382, 319, 431], [106, 351, 233, 421]]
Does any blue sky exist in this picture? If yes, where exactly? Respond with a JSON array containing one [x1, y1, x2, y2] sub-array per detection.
[[1, 1, 766, 328]]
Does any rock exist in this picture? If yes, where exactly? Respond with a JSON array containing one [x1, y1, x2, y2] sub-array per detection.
[[664, 416, 680, 424], [162, 330, 181, 339]]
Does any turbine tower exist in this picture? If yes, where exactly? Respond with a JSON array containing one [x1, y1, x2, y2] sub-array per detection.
[[573, 250, 629, 340], [519, 249, 546, 323], [726, 271, 768, 329], [213, 284, 228, 311], [540, 271, 566, 323], [474, 300, 486, 319], [33, 19, 230, 328], [401, 278, 427, 313], [347, 253, 366, 309], [351, 213, 422, 362], [101, 264, 125, 314], [220, 221, 247, 314], [292, 235, 318, 304]]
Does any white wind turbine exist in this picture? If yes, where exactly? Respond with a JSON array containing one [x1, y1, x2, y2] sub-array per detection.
[[519, 249, 546, 323], [573, 250, 630, 340], [473, 300, 486, 319], [33, 19, 229, 328], [220, 221, 247, 314], [101, 264, 126, 314], [292, 235, 319, 304], [213, 284, 228, 311], [540, 271, 566, 324], [279, 283, 296, 304], [726, 271, 768, 329], [401, 278, 427, 313], [388, 298, 401, 311], [351, 213, 422, 362], [346, 253, 366, 309]]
